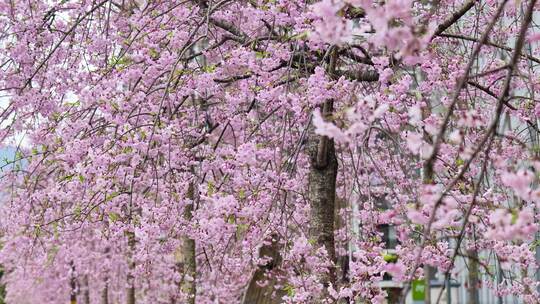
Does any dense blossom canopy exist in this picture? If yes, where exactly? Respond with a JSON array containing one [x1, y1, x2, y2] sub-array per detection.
[[0, 0, 539, 303]]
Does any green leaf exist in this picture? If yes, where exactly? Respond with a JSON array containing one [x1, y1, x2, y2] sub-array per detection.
[[255, 51, 269, 59], [511, 209, 518, 225], [109, 55, 133, 70], [238, 188, 246, 199], [139, 130, 147, 140], [53, 222, 59, 239], [207, 182, 215, 196], [65, 100, 80, 107], [46, 245, 59, 265], [34, 225, 42, 237], [73, 205, 82, 218], [108, 212, 120, 223], [149, 48, 159, 59], [202, 65, 217, 73], [283, 284, 295, 297], [237, 223, 249, 234], [530, 239, 540, 250], [105, 192, 119, 202], [62, 174, 74, 182], [383, 252, 399, 263], [288, 31, 309, 41]]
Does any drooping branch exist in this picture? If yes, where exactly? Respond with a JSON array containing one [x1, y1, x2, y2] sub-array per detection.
[[434, 0, 479, 36], [22, 0, 110, 92], [439, 33, 540, 64]]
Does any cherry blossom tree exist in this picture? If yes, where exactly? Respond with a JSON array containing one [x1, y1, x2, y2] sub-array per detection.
[[0, 0, 539, 303]]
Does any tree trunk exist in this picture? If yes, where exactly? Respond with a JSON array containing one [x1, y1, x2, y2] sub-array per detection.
[[242, 234, 285, 304], [101, 280, 109, 304], [335, 197, 349, 286], [179, 182, 197, 304], [424, 265, 432, 304], [82, 275, 90, 304], [422, 102, 433, 304], [102, 246, 110, 304], [467, 249, 480, 304], [127, 282, 135, 304], [307, 99, 338, 292], [305, 48, 340, 298], [335, 197, 350, 304], [70, 262, 78, 304], [181, 229, 197, 304], [127, 231, 136, 304]]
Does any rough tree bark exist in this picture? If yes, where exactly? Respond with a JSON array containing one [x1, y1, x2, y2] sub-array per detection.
[[101, 280, 109, 304], [70, 262, 78, 304], [126, 230, 136, 304], [177, 182, 197, 304], [102, 246, 110, 304], [305, 47, 339, 297], [242, 234, 285, 304], [307, 101, 338, 295], [307, 98, 339, 291], [422, 101, 434, 304], [82, 275, 90, 304], [240, 47, 341, 304], [424, 266, 432, 304], [466, 249, 480, 304], [335, 197, 351, 304], [335, 197, 349, 286]]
